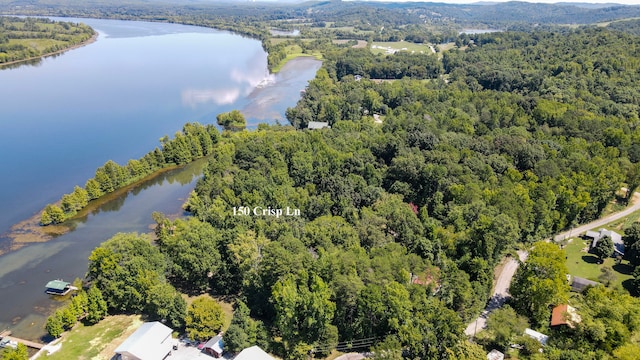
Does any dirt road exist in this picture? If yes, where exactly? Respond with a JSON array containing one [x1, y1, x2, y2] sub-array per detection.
[[466, 192, 640, 337]]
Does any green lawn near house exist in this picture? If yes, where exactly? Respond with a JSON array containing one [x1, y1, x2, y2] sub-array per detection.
[[43, 315, 142, 360], [563, 238, 634, 290]]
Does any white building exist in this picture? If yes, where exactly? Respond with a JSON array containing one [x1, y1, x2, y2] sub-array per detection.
[[234, 345, 275, 360], [114, 322, 177, 360]]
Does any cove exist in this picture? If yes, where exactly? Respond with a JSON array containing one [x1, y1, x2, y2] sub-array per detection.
[[0, 17, 321, 339]]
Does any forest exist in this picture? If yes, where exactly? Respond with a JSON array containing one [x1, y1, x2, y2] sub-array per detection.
[[3, 1, 640, 360], [33, 26, 640, 359], [0, 16, 94, 64]]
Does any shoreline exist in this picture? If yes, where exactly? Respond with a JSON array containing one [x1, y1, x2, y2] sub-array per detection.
[[0, 31, 98, 69], [0, 163, 185, 257]]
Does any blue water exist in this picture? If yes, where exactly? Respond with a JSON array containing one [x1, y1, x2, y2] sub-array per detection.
[[0, 18, 320, 338]]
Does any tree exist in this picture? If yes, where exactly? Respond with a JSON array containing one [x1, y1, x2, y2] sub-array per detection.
[[87, 233, 168, 312], [593, 235, 614, 262], [86, 285, 108, 324], [272, 273, 336, 358], [155, 217, 221, 292], [485, 305, 529, 350], [217, 110, 246, 131], [599, 266, 617, 287], [40, 204, 65, 225], [623, 222, 640, 266], [45, 312, 64, 338], [0, 343, 28, 360], [185, 296, 225, 341], [510, 242, 569, 325]]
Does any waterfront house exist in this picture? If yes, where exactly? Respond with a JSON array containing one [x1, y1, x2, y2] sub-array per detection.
[[114, 321, 176, 360]]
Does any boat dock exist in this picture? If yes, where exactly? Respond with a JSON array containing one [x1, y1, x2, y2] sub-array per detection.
[[0, 330, 44, 349]]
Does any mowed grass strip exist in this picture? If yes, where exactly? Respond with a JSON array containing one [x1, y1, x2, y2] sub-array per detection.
[[43, 315, 142, 360]]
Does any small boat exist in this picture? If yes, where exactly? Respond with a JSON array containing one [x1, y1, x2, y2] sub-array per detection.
[[45, 279, 78, 296]]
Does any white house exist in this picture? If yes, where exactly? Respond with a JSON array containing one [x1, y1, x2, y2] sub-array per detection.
[[114, 322, 176, 360]]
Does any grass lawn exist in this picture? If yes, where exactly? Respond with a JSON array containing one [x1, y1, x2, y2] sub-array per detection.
[[563, 238, 634, 291], [271, 44, 322, 73], [370, 41, 433, 55], [42, 315, 142, 360]]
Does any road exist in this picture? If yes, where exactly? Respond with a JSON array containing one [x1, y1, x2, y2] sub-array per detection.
[[464, 250, 528, 337], [554, 191, 640, 242], [466, 191, 640, 337]]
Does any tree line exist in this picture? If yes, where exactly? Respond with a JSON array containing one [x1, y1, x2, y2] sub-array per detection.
[[40, 122, 219, 225], [0, 17, 94, 64]]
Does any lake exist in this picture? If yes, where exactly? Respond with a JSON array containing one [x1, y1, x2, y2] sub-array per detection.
[[0, 18, 321, 339]]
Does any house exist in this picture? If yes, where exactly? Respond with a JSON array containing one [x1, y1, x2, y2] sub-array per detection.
[[585, 228, 624, 256], [524, 328, 548, 346], [569, 275, 600, 293], [551, 304, 582, 328], [487, 349, 504, 360], [307, 121, 330, 130], [203, 335, 224, 358], [234, 345, 275, 360], [44, 280, 77, 296], [114, 322, 176, 360]]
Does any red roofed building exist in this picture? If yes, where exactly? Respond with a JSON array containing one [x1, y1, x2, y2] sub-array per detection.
[[551, 304, 581, 328]]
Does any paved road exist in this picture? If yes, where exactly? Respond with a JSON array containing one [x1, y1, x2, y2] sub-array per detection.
[[554, 192, 640, 242], [465, 251, 527, 337], [466, 191, 640, 337]]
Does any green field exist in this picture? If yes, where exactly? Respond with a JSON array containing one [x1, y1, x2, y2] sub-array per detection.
[[271, 44, 322, 73], [370, 41, 433, 55], [563, 238, 634, 290]]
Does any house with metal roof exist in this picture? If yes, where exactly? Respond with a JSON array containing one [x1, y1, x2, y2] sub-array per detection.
[[234, 345, 275, 360], [585, 228, 624, 256], [114, 322, 176, 360], [551, 304, 581, 328]]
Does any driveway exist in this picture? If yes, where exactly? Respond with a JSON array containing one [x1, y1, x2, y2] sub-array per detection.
[[465, 250, 528, 337]]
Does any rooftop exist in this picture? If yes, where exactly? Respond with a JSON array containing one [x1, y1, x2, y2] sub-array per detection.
[[45, 280, 70, 291], [114, 321, 175, 360], [234, 346, 275, 360], [551, 304, 581, 328]]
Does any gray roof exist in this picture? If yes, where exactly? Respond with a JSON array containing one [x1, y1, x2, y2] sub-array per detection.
[[234, 346, 275, 360], [114, 322, 175, 360], [570, 276, 600, 292], [307, 121, 330, 130], [586, 228, 624, 255]]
